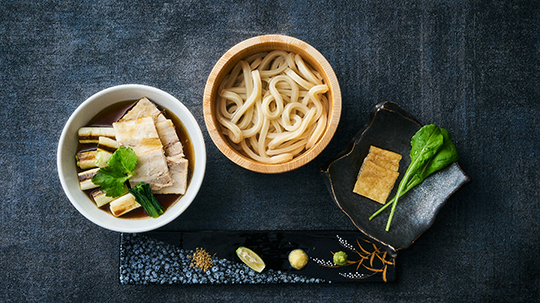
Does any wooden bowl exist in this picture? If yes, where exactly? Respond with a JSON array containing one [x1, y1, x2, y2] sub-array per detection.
[[203, 35, 342, 173]]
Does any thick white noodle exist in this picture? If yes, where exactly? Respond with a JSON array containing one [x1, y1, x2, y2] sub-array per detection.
[[295, 54, 322, 85], [230, 69, 261, 124], [216, 51, 329, 164]]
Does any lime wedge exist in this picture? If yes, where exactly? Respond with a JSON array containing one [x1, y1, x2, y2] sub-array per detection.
[[236, 247, 266, 273]]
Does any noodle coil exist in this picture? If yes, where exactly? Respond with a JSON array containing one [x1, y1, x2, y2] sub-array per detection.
[[216, 51, 329, 164]]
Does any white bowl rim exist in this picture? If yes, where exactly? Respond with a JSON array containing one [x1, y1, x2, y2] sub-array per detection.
[[57, 84, 206, 233]]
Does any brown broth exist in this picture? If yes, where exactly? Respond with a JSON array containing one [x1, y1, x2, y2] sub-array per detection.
[[78, 100, 194, 219]]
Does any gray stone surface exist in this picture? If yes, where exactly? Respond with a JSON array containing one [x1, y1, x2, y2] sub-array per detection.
[[1, 0, 539, 302]]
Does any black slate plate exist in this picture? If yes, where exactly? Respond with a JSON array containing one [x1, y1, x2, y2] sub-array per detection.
[[119, 231, 396, 284], [321, 102, 470, 253]]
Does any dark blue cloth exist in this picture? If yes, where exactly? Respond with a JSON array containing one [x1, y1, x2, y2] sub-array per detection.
[[1, 0, 538, 301]]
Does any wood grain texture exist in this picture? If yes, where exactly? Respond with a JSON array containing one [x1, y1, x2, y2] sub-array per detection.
[[203, 35, 342, 173]]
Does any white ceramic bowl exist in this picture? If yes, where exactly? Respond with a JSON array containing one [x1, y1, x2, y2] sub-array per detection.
[[57, 84, 206, 233]]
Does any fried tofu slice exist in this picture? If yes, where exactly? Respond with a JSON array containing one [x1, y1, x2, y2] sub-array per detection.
[[364, 146, 402, 171], [353, 146, 402, 204]]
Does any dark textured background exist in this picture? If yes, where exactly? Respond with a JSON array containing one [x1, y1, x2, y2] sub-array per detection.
[[2, 0, 539, 302]]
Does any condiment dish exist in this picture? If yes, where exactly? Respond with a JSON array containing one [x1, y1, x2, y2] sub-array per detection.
[[321, 102, 469, 253]]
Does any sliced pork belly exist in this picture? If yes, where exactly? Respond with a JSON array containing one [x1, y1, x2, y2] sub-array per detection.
[[120, 97, 166, 124], [113, 117, 163, 154], [113, 116, 172, 190], [154, 119, 189, 194], [153, 155, 189, 195], [116, 97, 189, 194], [155, 119, 184, 157], [128, 148, 173, 190]]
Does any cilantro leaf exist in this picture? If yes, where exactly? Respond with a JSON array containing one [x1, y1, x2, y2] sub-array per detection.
[[91, 146, 137, 197]]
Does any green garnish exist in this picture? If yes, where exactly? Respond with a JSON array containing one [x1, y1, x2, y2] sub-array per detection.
[[91, 146, 137, 198], [129, 182, 164, 218], [369, 125, 459, 231], [90, 146, 164, 218], [333, 251, 348, 266]]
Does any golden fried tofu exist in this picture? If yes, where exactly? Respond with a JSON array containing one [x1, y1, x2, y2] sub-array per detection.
[[353, 146, 401, 204], [364, 145, 402, 171]]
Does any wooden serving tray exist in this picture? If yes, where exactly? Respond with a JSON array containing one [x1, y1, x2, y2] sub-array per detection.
[[119, 231, 396, 284]]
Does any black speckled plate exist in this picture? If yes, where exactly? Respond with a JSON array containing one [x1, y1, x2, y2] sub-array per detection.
[[321, 102, 470, 253], [119, 231, 396, 284]]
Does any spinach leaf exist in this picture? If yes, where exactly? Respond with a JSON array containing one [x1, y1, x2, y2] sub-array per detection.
[[409, 124, 444, 168], [129, 182, 164, 218], [414, 128, 459, 181], [369, 124, 459, 232]]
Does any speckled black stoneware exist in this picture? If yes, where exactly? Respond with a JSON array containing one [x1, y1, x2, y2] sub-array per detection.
[[322, 102, 470, 253], [120, 231, 396, 284]]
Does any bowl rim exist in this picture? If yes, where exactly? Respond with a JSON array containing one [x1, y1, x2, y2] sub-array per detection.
[[203, 34, 342, 174], [57, 84, 206, 233]]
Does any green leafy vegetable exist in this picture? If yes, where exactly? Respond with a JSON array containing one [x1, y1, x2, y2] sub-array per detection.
[[369, 125, 459, 231], [128, 182, 164, 218], [91, 146, 137, 197], [90, 146, 164, 218]]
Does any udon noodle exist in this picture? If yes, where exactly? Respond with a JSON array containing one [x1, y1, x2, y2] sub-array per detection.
[[216, 51, 329, 164]]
